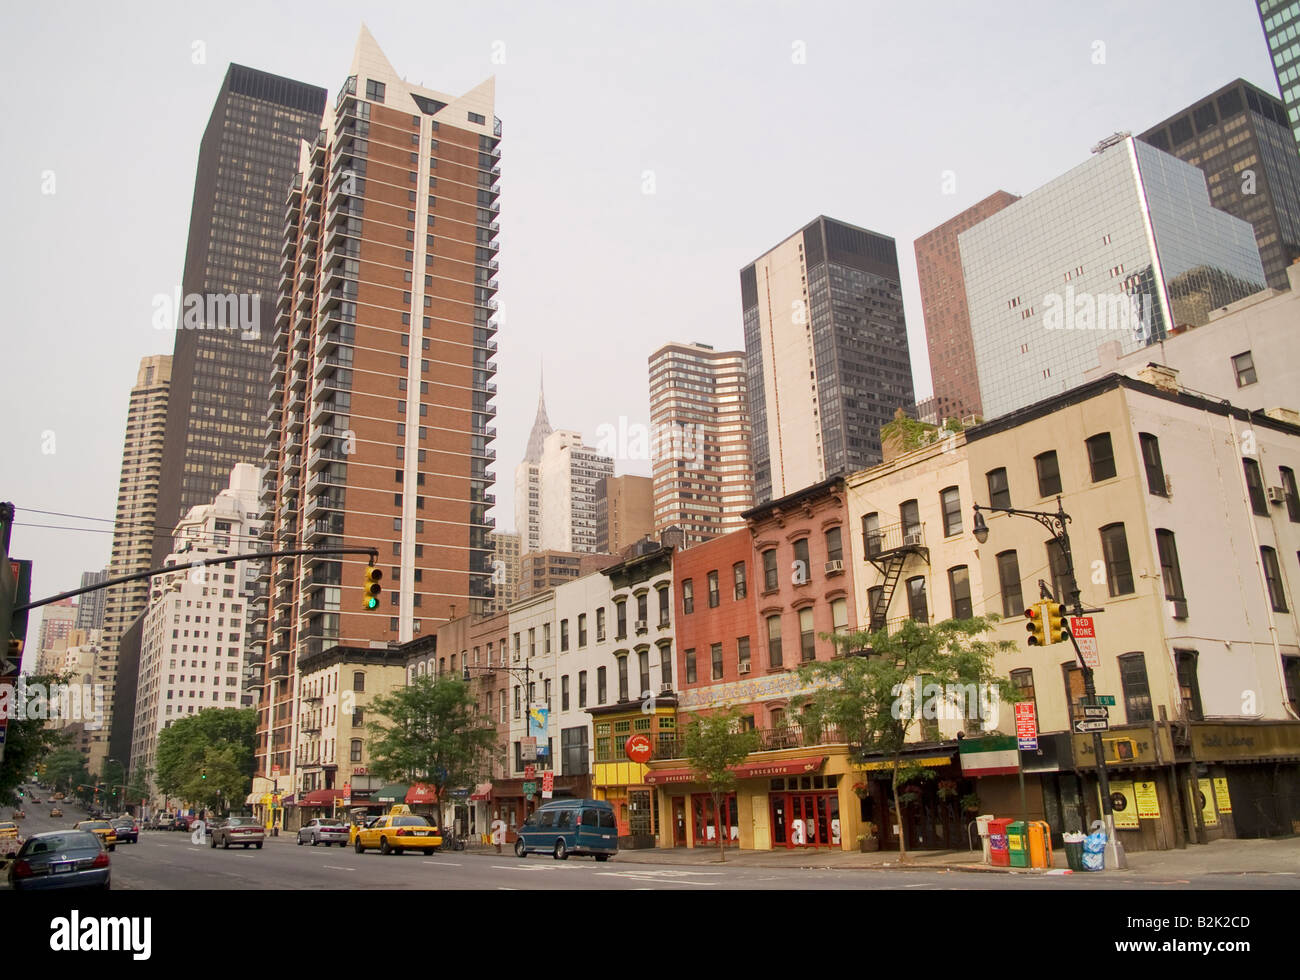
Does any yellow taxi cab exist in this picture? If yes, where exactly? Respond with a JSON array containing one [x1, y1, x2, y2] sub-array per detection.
[[0, 821, 19, 849], [75, 819, 118, 851], [353, 805, 442, 855]]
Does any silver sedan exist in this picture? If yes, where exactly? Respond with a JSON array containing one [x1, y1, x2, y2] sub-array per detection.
[[297, 819, 350, 847]]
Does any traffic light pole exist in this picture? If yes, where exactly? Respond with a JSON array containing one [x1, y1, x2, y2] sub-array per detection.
[[974, 498, 1126, 870]]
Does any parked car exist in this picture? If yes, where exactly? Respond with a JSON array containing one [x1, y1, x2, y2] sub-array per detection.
[[0, 821, 20, 857], [49, 808, 63, 819], [297, 819, 349, 847], [171, 814, 192, 832], [354, 812, 442, 855], [11, 810, 25, 821], [110, 818, 139, 844], [210, 817, 265, 850], [514, 799, 618, 861], [74, 820, 117, 852], [8, 831, 110, 891], [50, 792, 65, 801]]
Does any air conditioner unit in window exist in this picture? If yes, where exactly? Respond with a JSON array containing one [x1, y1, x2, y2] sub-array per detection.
[[1168, 599, 1189, 620], [825, 559, 844, 574], [1164, 474, 1174, 496], [1266, 486, 1286, 505], [635, 620, 647, 632], [903, 530, 923, 547], [660, 682, 673, 693], [738, 662, 752, 675]]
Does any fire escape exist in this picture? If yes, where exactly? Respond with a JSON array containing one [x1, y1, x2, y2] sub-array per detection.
[[864, 520, 930, 631]]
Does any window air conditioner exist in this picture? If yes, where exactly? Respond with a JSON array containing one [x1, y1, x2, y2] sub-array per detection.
[[738, 662, 752, 675]]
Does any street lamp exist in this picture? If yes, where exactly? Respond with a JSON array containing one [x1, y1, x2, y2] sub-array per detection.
[[972, 497, 1127, 870]]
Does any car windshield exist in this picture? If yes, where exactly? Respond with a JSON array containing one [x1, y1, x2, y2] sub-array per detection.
[[22, 832, 101, 855], [226, 818, 253, 826], [396, 816, 430, 827]]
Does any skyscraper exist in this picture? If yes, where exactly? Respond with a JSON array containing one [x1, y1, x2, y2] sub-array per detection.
[[1257, 0, 1300, 150], [98, 355, 172, 772], [960, 136, 1267, 421], [74, 570, 108, 633], [741, 217, 914, 504], [596, 474, 655, 554], [914, 191, 1020, 423], [255, 28, 500, 783], [153, 65, 327, 567], [515, 381, 553, 555], [487, 530, 520, 612], [539, 430, 614, 554], [648, 342, 754, 546], [1139, 78, 1300, 291]]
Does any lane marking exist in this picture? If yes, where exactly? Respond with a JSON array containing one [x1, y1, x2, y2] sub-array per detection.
[[323, 865, 355, 871], [423, 861, 460, 866]]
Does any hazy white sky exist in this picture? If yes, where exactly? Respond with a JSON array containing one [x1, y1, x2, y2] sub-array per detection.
[[0, 0, 1280, 645]]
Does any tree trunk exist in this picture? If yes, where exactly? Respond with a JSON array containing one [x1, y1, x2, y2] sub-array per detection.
[[891, 756, 910, 864], [713, 791, 725, 863]]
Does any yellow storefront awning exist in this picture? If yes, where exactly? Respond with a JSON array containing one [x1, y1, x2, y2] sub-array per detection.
[[859, 756, 952, 771]]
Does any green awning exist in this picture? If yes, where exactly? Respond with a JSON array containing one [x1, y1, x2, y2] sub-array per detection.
[[376, 783, 409, 804]]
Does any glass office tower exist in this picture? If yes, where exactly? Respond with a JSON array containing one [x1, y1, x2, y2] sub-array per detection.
[[1257, 0, 1300, 151]]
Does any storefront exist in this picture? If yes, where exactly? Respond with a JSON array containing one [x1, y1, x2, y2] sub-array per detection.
[[858, 744, 968, 851], [590, 697, 677, 848], [1189, 721, 1300, 840], [491, 774, 592, 842]]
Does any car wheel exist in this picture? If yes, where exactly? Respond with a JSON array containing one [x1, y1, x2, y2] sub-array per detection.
[[209, 836, 216, 849], [554, 839, 567, 861], [311, 837, 319, 846], [243, 843, 250, 849], [595, 853, 610, 862], [514, 838, 527, 858], [223, 839, 231, 850], [354, 839, 364, 854], [380, 838, 391, 855], [297, 836, 304, 846], [255, 843, 262, 850]]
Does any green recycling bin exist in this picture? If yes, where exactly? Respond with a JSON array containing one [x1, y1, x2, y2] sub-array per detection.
[[1063, 838, 1086, 872], [1008, 820, 1029, 868]]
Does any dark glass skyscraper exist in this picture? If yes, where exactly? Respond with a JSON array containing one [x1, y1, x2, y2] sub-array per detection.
[[1257, 0, 1300, 151], [1139, 77, 1300, 290], [741, 217, 913, 504], [153, 65, 327, 566]]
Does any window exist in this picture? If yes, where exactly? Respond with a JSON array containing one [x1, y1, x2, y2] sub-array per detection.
[[578, 671, 587, 707], [578, 614, 587, 646], [616, 601, 627, 639], [1100, 524, 1135, 596], [948, 566, 972, 620], [1035, 451, 1062, 498], [637, 592, 649, 627], [831, 598, 848, 634], [1140, 433, 1166, 496], [793, 539, 811, 581], [468, 110, 486, 124], [1010, 668, 1036, 716], [941, 487, 962, 537], [798, 608, 816, 661], [597, 666, 607, 704], [900, 500, 920, 536], [711, 642, 724, 680], [561, 675, 570, 711], [350, 740, 363, 763], [1232, 350, 1257, 386], [1282, 468, 1300, 522], [996, 551, 1024, 618], [529, 628, 536, 656], [562, 726, 589, 776], [1284, 656, 1300, 717], [766, 614, 783, 668], [560, 619, 569, 651], [639, 650, 650, 695], [1243, 458, 1268, 516], [1261, 547, 1289, 612], [987, 468, 1011, 509], [733, 562, 747, 599], [514, 685, 521, 719], [707, 571, 720, 608], [685, 649, 697, 684], [867, 586, 885, 631], [1086, 433, 1116, 482], [1045, 539, 1071, 607], [365, 79, 386, 101], [737, 636, 751, 669], [353, 672, 365, 692], [617, 656, 629, 701], [596, 607, 606, 641], [1118, 652, 1153, 723], [682, 579, 694, 614], [1155, 530, 1186, 602], [1062, 662, 1086, 724], [906, 576, 928, 623], [353, 708, 364, 728], [763, 549, 779, 591], [1175, 650, 1203, 721], [660, 644, 672, 688]]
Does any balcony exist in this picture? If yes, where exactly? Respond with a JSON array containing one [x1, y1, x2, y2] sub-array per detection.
[[270, 659, 290, 680], [863, 521, 928, 562], [656, 725, 846, 761], [314, 353, 353, 380], [307, 446, 349, 471]]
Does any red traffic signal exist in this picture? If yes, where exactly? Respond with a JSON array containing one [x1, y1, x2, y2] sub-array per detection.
[[1024, 603, 1045, 646]]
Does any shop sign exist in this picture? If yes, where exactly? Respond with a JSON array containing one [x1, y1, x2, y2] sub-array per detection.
[[625, 734, 652, 764], [1133, 780, 1160, 819], [1213, 777, 1232, 813], [1196, 779, 1219, 828], [1105, 780, 1140, 829], [1190, 723, 1300, 762]]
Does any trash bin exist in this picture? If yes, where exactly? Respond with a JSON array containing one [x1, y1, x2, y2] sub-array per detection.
[[988, 818, 1012, 867], [1062, 832, 1086, 871], [1008, 820, 1029, 868], [975, 814, 995, 865], [1082, 819, 1107, 871], [1028, 820, 1053, 869]]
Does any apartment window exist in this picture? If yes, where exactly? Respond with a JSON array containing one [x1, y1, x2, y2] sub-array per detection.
[[1118, 652, 1154, 723], [616, 600, 627, 638], [560, 619, 569, 652], [996, 550, 1024, 618], [544, 623, 552, 653], [638, 650, 650, 695], [1100, 523, 1135, 596], [948, 566, 972, 620], [636, 592, 649, 627], [528, 627, 536, 657], [596, 607, 606, 641], [862, 512, 882, 558], [1140, 433, 1167, 496], [1243, 458, 1268, 516], [513, 632, 521, 661], [468, 110, 486, 124], [793, 538, 811, 580], [685, 649, 697, 684], [353, 708, 364, 728], [1010, 668, 1037, 716], [867, 586, 885, 631], [1232, 350, 1257, 386], [561, 675, 570, 711], [657, 586, 670, 626], [711, 643, 724, 680], [660, 643, 673, 688], [900, 501, 920, 537], [798, 608, 816, 661], [617, 656, 629, 702], [737, 636, 751, 669], [562, 726, 589, 776], [906, 576, 929, 623], [353, 672, 365, 692], [763, 548, 779, 591], [987, 468, 1011, 509], [1261, 547, 1289, 612], [708, 571, 720, 608], [1034, 451, 1061, 498], [824, 598, 847, 636], [1283, 656, 1300, 717], [1086, 433, 1117, 482], [766, 614, 784, 668], [825, 527, 843, 565], [733, 562, 748, 599], [1063, 662, 1086, 724], [1045, 539, 1071, 606], [940, 487, 962, 537], [682, 579, 694, 614], [1175, 650, 1203, 721], [578, 671, 587, 708], [578, 614, 588, 646], [1282, 467, 1300, 522], [365, 79, 386, 101], [1155, 530, 1186, 602], [350, 740, 363, 763]]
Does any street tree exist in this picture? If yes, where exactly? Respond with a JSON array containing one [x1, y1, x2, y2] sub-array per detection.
[[155, 707, 255, 811], [797, 616, 1015, 863], [366, 674, 498, 809], [40, 746, 88, 797], [0, 680, 72, 804], [682, 708, 761, 863]]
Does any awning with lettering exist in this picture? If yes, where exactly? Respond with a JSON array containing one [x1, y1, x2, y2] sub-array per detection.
[[376, 783, 409, 803], [469, 782, 493, 801], [860, 756, 955, 771], [299, 789, 344, 807], [644, 768, 697, 786], [732, 756, 826, 780], [406, 783, 438, 805]]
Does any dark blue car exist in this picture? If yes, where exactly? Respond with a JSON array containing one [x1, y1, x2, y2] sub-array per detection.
[[514, 799, 618, 861]]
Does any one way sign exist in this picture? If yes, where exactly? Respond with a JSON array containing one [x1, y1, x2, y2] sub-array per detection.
[[1073, 718, 1109, 734]]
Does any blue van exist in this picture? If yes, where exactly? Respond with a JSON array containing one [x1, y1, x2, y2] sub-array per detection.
[[514, 799, 618, 860]]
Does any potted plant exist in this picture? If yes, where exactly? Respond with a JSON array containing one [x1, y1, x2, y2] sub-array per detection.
[[936, 780, 959, 803], [960, 792, 982, 816], [857, 822, 879, 852]]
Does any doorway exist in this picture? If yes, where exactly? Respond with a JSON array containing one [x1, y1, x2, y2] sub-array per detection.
[[672, 797, 687, 847]]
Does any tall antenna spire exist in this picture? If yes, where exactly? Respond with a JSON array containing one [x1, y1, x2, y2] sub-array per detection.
[[524, 368, 552, 463]]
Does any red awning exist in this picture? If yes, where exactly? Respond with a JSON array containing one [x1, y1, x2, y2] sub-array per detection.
[[406, 783, 438, 805], [469, 782, 493, 802], [644, 768, 697, 786], [299, 789, 344, 806], [731, 756, 827, 780]]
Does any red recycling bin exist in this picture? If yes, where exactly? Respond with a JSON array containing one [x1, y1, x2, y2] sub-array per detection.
[[988, 818, 1013, 867]]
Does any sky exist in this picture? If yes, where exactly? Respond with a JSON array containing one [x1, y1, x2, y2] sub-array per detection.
[[0, 0, 1281, 652]]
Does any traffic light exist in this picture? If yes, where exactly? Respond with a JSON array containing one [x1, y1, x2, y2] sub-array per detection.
[[201, 768, 208, 781], [1042, 602, 1068, 644], [1024, 603, 1045, 646], [362, 565, 383, 610]]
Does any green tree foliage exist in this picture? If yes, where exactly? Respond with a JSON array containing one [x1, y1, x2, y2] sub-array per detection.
[[682, 708, 761, 863], [42, 746, 89, 796], [797, 617, 1015, 862], [0, 680, 74, 805], [366, 674, 499, 804], [155, 707, 255, 812]]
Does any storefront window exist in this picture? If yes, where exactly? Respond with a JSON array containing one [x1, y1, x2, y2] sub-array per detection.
[[691, 793, 738, 846]]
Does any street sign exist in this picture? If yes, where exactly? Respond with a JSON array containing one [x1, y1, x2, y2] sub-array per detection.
[[1078, 695, 1116, 706], [524, 764, 535, 780], [522, 781, 537, 799], [542, 770, 554, 800], [521, 737, 537, 762], [1069, 616, 1100, 670], [1082, 706, 1109, 719], [1073, 718, 1110, 734], [1014, 702, 1038, 751]]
